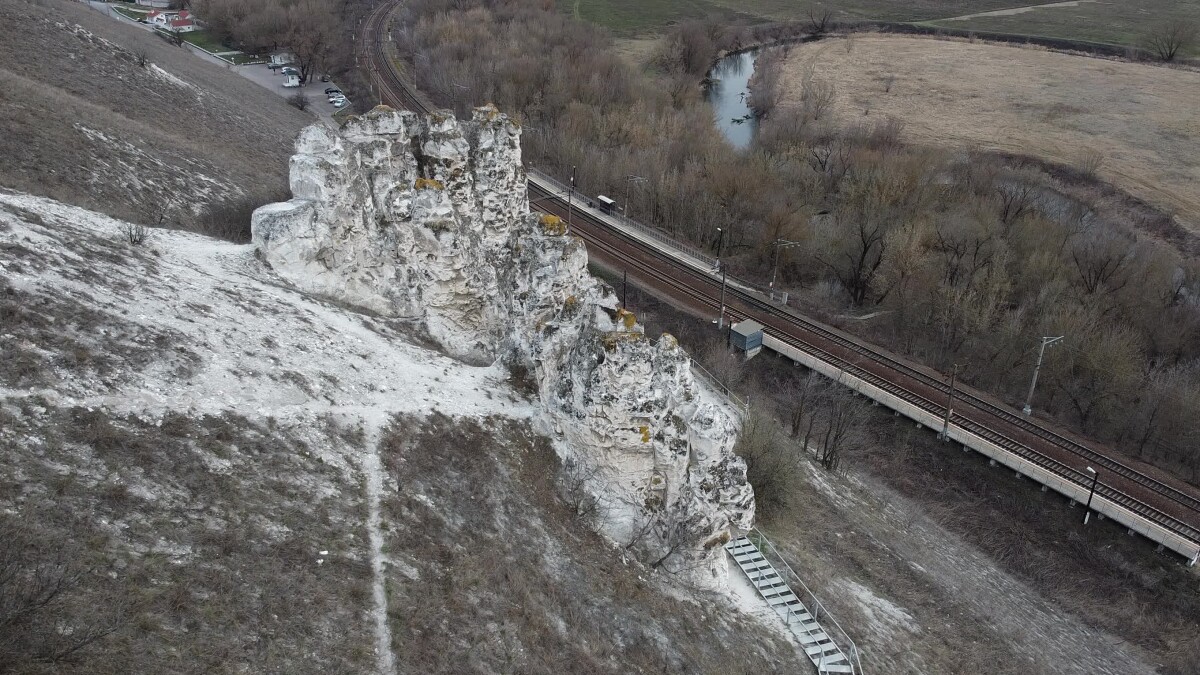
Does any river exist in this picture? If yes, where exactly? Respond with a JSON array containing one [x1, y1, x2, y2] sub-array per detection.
[[706, 49, 759, 150]]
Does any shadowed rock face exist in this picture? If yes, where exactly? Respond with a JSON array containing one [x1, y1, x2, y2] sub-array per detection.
[[252, 105, 753, 588]]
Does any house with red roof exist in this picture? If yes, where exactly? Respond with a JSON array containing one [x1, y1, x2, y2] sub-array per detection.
[[147, 9, 197, 33]]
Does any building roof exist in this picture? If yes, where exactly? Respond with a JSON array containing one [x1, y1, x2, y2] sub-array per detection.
[[169, 18, 193, 27], [731, 320, 764, 337]]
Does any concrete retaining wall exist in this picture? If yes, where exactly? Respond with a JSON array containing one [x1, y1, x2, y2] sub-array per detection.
[[764, 334, 1200, 565]]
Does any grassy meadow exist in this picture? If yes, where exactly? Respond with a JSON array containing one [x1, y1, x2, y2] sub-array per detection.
[[564, 0, 1199, 56]]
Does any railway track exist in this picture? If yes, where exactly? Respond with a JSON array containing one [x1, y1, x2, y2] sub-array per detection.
[[361, 1, 1200, 559], [529, 180, 1200, 551]]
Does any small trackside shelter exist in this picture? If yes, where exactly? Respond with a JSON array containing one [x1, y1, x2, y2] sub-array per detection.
[[730, 320, 764, 355]]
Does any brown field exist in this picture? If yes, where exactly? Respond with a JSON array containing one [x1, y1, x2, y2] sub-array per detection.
[[776, 35, 1200, 231]]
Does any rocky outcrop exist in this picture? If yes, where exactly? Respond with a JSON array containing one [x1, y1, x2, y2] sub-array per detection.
[[252, 106, 753, 588]]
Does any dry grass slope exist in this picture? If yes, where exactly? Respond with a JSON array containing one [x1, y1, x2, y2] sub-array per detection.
[[0, 0, 308, 235], [379, 413, 802, 674], [776, 34, 1200, 231]]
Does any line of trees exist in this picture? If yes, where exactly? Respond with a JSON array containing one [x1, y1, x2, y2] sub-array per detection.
[[194, 0, 344, 83]]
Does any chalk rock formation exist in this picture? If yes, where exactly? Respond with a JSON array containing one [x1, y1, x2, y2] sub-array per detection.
[[252, 106, 753, 587]]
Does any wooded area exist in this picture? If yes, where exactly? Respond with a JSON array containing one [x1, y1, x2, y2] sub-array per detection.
[[389, 0, 1200, 483]]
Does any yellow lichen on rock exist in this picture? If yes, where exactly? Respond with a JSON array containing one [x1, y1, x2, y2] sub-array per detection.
[[414, 177, 445, 191], [539, 214, 566, 236], [616, 308, 636, 330], [639, 425, 651, 443], [599, 331, 644, 352]]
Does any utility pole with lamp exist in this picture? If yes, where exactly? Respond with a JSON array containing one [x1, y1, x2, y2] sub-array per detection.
[[770, 238, 805, 288], [939, 363, 960, 441], [1083, 467, 1100, 524], [1023, 335, 1064, 415], [566, 165, 576, 232]]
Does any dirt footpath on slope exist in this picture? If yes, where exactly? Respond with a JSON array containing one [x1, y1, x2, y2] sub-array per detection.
[[776, 35, 1200, 232]]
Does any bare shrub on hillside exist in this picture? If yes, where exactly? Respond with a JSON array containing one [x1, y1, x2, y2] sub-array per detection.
[[287, 93, 309, 111], [800, 71, 836, 121], [735, 408, 803, 518], [120, 221, 148, 246], [558, 457, 603, 521], [1076, 148, 1104, 179], [0, 523, 127, 669]]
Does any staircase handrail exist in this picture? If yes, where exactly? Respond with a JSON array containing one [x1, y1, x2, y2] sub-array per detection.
[[749, 528, 864, 675]]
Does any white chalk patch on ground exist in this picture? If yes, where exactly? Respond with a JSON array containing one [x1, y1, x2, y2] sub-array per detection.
[[835, 578, 919, 642], [149, 63, 199, 93], [0, 190, 534, 426]]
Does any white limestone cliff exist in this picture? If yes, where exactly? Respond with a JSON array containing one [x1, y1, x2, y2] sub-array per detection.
[[251, 106, 754, 588]]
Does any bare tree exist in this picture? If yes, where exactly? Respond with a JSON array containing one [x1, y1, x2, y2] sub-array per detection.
[[807, 9, 832, 36], [995, 182, 1037, 225], [285, 0, 337, 85], [287, 92, 310, 111], [1142, 20, 1197, 62], [1071, 232, 1137, 295], [816, 211, 889, 306], [799, 65, 836, 121], [814, 389, 862, 471], [159, 28, 185, 48]]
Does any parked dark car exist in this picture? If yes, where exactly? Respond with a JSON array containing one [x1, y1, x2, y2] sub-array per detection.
[[325, 88, 341, 95]]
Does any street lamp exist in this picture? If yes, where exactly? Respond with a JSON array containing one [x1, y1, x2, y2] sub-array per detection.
[[714, 227, 725, 271], [566, 165, 576, 232], [770, 238, 805, 288], [1022, 335, 1064, 415], [1083, 466, 1099, 525], [713, 267, 729, 330]]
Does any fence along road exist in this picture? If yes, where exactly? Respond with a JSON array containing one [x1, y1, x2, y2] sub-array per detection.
[[361, 1, 1200, 566]]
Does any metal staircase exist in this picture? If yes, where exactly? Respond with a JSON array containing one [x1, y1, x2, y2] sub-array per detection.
[[726, 531, 862, 674]]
